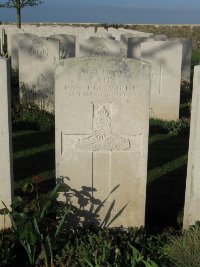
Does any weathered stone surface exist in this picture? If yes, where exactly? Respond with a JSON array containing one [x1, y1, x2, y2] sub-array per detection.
[[152, 34, 168, 41], [11, 33, 30, 71], [11, 33, 20, 70], [79, 37, 123, 57], [183, 65, 200, 228], [55, 57, 151, 227], [49, 34, 76, 58], [2, 24, 95, 54], [121, 32, 152, 43], [0, 57, 13, 229], [171, 38, 192, 82], [121, 33, 153, 57], [0, 28, 5, 54], [141, 41, 182, 120], [127, 37, 153, 59], [19, 35, 60, 111], [108, 28, 152, 40]]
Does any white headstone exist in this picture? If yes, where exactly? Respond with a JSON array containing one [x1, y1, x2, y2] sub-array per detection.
[[121, 32, 152, 43], [49, 34, 76, 58], [19, 35, 60, 111], [183, 65, 200, 228], [121, 33, 153, 57], [11, 34, 20, 70], [79, 37, 123, 57], [0, 57, 13, 229], [1, 28, 5, 54], [127, 37, 153, 59], [55, 57, 151, 227], [141, 41, 182, 120], [0, 38, 1, 55], [171, 38, 192, 82], [11, 33, 30, 71]]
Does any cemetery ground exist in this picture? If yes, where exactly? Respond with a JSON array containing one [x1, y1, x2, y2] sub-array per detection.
[[0, 51, 200, 267]]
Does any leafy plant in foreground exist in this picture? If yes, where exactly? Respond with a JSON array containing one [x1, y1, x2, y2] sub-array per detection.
[[0, 177, 70, 267], [145, 229, 173, 267], [54, 227, 159, 267], [78, 243, 158, 267], [0, 229, 16, 266], [129, 244, 158, 267], [150, 118, 189, 136], [165, 221, 200, 267]]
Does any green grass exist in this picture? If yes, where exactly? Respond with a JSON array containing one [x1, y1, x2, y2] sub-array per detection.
[[146, 132, 189, 228], [191, 50, 200, 68], [190, 50, 200, 83], [12, 130, 55, 193], [179, 87, 191, 118], [146, 86, 191, 229]]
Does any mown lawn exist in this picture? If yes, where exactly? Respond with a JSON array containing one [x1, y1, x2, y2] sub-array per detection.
[[146, 86, 191, 228], [13, 130, 55, 194]]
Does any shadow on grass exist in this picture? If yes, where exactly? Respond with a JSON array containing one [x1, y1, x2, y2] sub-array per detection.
[[147, 129, 189, 228], [13, 130, 54, 153], [180, 105, 190, 118], [146, 164, 187, 228], [180, 88, 192, 106], [148, 134, 189, 171], [13, 148, 55, 182], [179, 88, 192, 118]]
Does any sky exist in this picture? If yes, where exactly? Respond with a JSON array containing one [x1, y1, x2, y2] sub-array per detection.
[[0, 0, 200, 24]]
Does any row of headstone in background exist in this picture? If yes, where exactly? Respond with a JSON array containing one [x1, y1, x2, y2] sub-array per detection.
[[122, 34, 190, 120], [1, 23, 193, 84], [2, 25, 151, 53], [18, 34, 60, 111], [11, 33, 76, 71], [0, 57, 13, 229], [127, 36, 192, 82], [141, 41, 182, 120], [11, 31, 192, 120], [11, 30, 192, 77], [77, 34, 191, 121], [55, 57, 151, 227]]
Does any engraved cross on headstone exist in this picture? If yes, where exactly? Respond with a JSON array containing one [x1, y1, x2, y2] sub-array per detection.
[[152, 65, 171, 94], [63, 102, 143, 197]]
